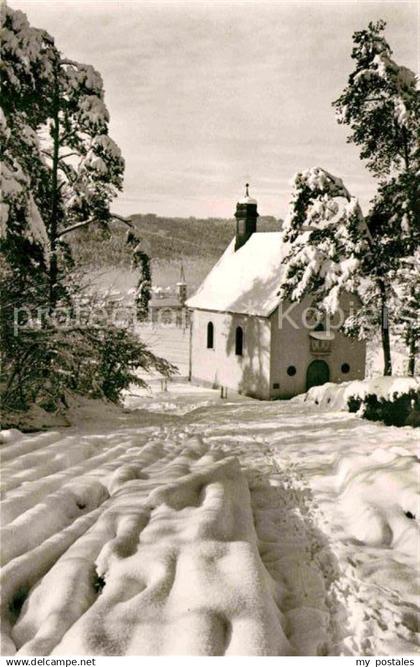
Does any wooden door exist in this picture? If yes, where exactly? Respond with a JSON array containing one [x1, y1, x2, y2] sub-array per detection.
[[306, 359, 330, 391]]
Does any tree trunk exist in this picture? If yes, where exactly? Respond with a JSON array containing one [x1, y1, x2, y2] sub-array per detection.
[[407, 330, 416, 376], [379, 282, 392, 376], [48, 62, 60, 312]]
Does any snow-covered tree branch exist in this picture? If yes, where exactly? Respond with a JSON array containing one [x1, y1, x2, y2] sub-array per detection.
[[333, 20, 418, 178], [58, 213, 134, 238], [280, 167, 369, 314]]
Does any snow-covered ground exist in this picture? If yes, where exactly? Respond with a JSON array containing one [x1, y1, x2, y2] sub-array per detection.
[[1, 380, 419, 656]]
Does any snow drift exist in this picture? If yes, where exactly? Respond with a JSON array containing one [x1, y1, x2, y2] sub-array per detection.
[[337, 448, 420, 554], [2, 440, 290, 656], [295, 376, 419, 411], [295, 377, 419, 426]]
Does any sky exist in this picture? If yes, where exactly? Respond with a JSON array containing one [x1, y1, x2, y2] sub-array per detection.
[[13, 0, 418, 219]]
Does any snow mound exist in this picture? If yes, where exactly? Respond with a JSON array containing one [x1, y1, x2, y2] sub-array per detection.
[[295, 376, 419, 411], [0, 429, 23, 445], [337, 449, 420, 554]]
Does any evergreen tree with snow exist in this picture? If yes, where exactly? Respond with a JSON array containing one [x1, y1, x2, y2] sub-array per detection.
[[1, 7, 56, 410], [280, 167, 372, 335], [280, 166, 418, 376], [333, 20, 419, 375], [1, 6, 174, 420], [1, 7, 54, 262]]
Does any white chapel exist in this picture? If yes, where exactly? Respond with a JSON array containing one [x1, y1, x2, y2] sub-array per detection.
[[186, 187, 366, 399]]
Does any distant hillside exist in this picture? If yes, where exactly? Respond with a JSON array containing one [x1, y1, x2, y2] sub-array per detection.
[[71, 214, 283, 268], [129, 214, 282, 260]]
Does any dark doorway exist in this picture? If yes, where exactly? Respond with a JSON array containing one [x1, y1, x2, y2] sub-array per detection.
[[306, 359, 330, 391]]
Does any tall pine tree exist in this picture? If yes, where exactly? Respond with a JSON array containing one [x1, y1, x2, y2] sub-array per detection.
[[1, 6, 174, 420], [333, 20, 419, 375]]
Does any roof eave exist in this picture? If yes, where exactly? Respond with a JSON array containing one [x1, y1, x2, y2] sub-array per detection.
[[186, 302, 280, 319]]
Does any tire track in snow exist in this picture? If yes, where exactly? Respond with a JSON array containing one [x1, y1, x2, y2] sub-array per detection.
[[1, 479, 110, 566], [1, 431, 65, 463], [1, 432, 148, 495], [1, 431, 172, 525], [1, 435, 199, 653], [1, 505, 105, 655], [200, 426, 346, 655], [253, 451, 348, 656]]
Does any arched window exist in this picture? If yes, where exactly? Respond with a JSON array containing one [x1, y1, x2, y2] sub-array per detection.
[[206, 321, 214, 349], [235, 326, 243, 356]]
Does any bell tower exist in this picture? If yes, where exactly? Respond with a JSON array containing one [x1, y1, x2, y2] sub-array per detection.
[[176, 263, 187, 306], [235, 183, 259, 251]]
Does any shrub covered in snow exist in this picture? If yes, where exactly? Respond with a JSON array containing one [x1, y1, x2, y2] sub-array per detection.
[[348, 389, 420, 427], [1, 267, 176, 421], [296, 376, 420, 427]]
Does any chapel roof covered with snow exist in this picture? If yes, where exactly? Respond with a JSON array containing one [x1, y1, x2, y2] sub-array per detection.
[[186, 232, 287, 317]]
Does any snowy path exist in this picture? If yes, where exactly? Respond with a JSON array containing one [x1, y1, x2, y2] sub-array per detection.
[[1, 384, 419, 656]]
